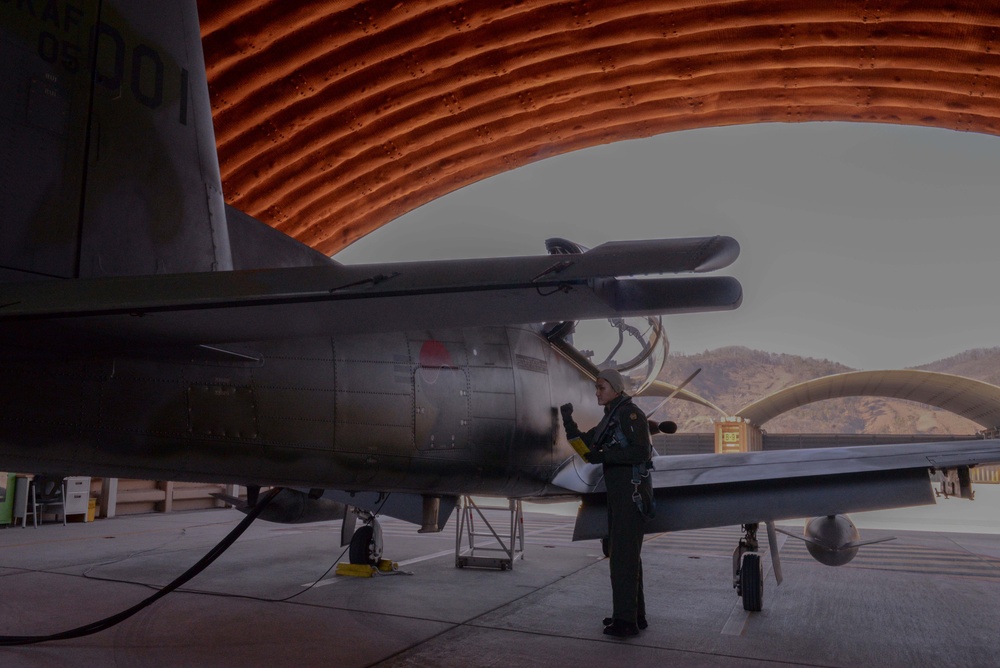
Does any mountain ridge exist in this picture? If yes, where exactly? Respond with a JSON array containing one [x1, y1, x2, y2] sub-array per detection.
[[642, 346, 1000, 435]]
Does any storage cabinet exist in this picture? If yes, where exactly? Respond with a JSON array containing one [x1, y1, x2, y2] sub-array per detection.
[[65, 476, 91, 520]]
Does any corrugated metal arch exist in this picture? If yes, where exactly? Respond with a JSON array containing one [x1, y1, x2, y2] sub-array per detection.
[[197, 1, 1000, 255], [736, 370, 1000, 429]]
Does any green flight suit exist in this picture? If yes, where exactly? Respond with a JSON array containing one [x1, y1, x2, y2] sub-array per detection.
[[564, 394, 652, 626]]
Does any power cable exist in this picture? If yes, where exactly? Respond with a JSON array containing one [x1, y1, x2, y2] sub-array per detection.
[[2, 490, 397, 645], [0, 486, 282, 646]]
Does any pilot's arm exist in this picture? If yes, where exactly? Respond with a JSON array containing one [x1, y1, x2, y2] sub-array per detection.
[[560, 403, 596, 447]]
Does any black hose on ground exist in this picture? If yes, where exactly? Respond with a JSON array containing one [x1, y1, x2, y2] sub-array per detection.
[[0, 487, 282, 646]]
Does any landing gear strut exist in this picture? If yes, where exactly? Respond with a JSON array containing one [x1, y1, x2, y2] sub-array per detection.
[[348, 512, 383, 565], [733, 523, 763, 612]]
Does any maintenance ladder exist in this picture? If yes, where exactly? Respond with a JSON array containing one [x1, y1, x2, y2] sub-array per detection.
[[454, 496, 524, 570]]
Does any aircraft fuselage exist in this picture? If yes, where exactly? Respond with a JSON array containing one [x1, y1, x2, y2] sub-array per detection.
[[0, 324, 600, 498]]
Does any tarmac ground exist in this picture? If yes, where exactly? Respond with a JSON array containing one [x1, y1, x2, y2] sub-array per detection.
[[1, 488, 999, 667]]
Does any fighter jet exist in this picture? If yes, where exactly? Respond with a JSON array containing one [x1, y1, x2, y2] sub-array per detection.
[[2, 1, 999, 613]]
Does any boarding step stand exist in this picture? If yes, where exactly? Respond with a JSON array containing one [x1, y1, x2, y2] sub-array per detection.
[[455, 496, 524, 570]]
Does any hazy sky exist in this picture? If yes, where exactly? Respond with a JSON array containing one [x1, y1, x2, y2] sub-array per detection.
[[334, 122, 1000, 371]]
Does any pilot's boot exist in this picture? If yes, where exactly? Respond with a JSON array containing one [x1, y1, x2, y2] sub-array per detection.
[[604, 615, 647, 629], [603, 619, 639, 637]]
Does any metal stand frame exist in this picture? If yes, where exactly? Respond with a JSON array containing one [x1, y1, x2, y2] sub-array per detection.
[[455, 496, 524, 570], [20, 478, 67, 528]]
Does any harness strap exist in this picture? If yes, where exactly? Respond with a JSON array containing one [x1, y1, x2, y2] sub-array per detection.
[[631, 461, 655, 519]]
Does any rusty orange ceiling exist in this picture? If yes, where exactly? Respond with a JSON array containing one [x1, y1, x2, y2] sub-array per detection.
[[198, 1, 1000, 256]]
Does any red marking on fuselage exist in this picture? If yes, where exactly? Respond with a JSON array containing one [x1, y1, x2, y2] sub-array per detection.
[[418, 339, 453, 384]]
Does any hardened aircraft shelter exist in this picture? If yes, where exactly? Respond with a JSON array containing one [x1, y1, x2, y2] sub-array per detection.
[[197, 0, 1000, 254], [737, 370, 1000, 433], [661, 370, 1000, 484]]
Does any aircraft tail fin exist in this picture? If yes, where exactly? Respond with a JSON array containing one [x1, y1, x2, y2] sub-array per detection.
[[226, 205, 338, 270], [0, 0, 231, 283]]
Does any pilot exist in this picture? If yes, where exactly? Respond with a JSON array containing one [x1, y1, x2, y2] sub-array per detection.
[[560, 368, 653, 638]]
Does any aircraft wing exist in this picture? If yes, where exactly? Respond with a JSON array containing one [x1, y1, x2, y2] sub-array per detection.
[[564, 438, 1000, 539], [0, 236, 740, 347]]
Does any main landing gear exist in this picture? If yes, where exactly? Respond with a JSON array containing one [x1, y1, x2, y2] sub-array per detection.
[[733, 522, 783, 612], [347, 510, 383, 566], [733, 523, 763, 611]]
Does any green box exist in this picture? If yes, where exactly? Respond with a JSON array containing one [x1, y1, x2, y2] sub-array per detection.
[[0, 473, 14, 525]]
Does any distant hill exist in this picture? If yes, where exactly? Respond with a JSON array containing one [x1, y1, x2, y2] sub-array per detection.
[[913, 348, 1000, 386], [638, 346, 1000, 435]]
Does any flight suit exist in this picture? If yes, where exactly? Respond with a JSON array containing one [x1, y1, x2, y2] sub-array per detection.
[[564, 394, 652, 628]]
